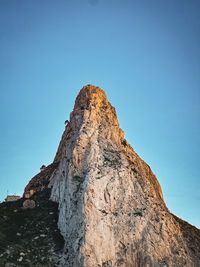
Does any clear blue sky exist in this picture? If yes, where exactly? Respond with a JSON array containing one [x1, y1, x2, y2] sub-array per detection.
[[0, 0, 199, 228]]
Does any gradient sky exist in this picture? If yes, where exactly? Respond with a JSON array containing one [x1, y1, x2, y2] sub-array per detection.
[[0, 0, 199, 228]]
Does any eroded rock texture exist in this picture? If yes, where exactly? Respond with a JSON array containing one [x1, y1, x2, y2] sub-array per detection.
[[24, 85, 200, 266], [46, 85, 199, 267]]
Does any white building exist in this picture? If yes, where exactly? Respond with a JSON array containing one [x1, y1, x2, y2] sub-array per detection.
[[5, 195, 20, 202]]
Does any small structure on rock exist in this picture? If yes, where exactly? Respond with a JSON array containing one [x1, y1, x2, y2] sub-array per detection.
[[5, 195, 20, 202], [64, 119, 69, 125], [40, 165, 46, 172], [23, 199, 36, 209]]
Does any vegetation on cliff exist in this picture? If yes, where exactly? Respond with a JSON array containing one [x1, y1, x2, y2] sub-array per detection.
[[0, 189, 64, 266]]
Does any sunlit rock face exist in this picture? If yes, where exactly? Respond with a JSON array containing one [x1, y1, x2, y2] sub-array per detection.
[[48, 85, 200, 267]]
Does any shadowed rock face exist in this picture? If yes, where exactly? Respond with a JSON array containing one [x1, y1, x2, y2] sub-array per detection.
[[24, 85, 200, 266]]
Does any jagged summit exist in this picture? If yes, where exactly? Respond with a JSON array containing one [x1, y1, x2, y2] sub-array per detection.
[[74, 84, 108, 110], [22, 85, 199, 266], [53, 84, 123, 164]]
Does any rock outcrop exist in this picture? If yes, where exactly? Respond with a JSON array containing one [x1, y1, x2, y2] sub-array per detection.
[[24, 162, 59, 196], [46, 85, 199, 266], [11, 84, 199, 266], [22, 199, 36, 209]]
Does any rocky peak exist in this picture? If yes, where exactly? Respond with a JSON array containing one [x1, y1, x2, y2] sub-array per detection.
[[22, 85, 200, 266], [53, 85, 123, 164], [74, 84, 109, 111]]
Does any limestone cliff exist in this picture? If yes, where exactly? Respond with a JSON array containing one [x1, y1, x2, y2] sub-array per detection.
[[24, 85, 200, 267]]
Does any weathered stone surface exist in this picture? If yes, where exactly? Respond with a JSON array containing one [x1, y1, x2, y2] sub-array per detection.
[[47, 85, 200, 266], [23, 199, 36, 209]]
